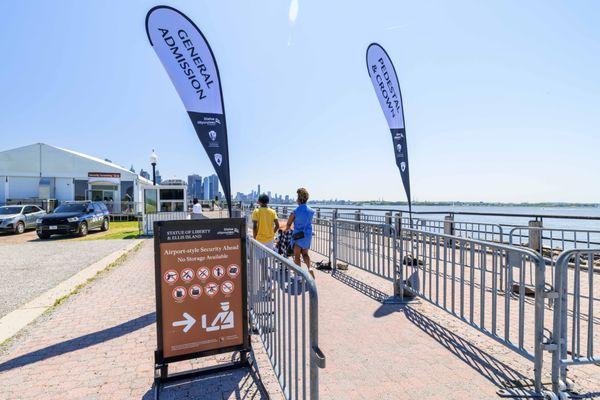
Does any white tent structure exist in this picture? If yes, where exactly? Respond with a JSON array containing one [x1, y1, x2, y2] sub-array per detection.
[[0, 143, 186, 214]]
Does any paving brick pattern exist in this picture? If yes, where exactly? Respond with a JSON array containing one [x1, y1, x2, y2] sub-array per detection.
[[1, 235, 597, 399], [0, 240, 283, 400], [315, 249, 600, 399]]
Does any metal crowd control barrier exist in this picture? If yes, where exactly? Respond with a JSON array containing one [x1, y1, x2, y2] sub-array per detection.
[[332, 219, 402, 297], [551, 249, 600, 398], [399, 228, 548, 395], [311, 218, 332, 258], [248, 238, 325, 400], [141, 211, 189, 235]]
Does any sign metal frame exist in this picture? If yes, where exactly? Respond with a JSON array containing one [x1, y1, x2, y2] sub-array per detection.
[[152, 218, 250, 392]]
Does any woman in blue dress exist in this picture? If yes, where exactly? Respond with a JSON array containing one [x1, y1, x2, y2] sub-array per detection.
[[286, 188, 316, 279]]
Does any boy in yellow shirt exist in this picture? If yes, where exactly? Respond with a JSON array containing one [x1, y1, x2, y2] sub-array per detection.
[[252, 194, 279, 248]]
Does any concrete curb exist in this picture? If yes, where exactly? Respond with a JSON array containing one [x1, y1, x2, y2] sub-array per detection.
[[0, 239, 143, 345]]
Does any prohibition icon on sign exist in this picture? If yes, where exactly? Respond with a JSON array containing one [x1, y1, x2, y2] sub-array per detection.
[[227, 264, 240, 278], [212, 265, 225, 279], [205, 282, 219, 297], [181, 268, 194, 282], [197, 267, 210, 282], [164, 270, 178, 284], [189, 285, 202, 299], [221, 280, 234, 295], [172, 286, 186, 302]]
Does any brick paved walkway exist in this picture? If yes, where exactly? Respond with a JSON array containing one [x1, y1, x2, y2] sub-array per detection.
[[2, 238, 594, 399], [0, 240, 283, 400], [311, 264, 501, 399]]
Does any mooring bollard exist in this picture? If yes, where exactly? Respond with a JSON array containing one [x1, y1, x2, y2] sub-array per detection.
[[332, 210, 338, 271], [444, 215, 455, 236], [528, 220, 543, 252], [395, 212, 402, 236], [385, 212, 392, 236]]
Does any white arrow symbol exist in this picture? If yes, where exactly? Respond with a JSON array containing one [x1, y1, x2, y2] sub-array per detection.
[[172, 312, 196, 333]]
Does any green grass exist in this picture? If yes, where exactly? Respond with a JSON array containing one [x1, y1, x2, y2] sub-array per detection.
[[76, 221, 140, 241]]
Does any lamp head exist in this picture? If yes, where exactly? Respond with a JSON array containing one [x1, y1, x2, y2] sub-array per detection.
[[149, 149, 158, 165]]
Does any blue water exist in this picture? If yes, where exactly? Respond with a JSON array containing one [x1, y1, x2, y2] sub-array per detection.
[[312, 204, 600, 231]]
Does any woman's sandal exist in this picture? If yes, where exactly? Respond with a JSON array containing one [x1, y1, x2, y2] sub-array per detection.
[[308, 268, 316, 280]]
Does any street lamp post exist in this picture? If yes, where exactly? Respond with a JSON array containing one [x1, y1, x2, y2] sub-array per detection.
[[150, 149, 158, 186]]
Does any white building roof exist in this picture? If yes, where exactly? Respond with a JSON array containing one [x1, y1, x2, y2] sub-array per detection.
[[0, 143, 152, 184]]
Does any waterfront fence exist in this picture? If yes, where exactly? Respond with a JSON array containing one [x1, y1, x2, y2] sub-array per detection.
[[551, 249, 600, 397], [333, 219, 398, 284], [399, 227, 548, 395], [509, 226, 600, 261], [248, 239, 325, 400], [311, 218, 332, 258]]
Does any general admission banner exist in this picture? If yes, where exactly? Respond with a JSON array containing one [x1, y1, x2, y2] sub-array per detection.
[[146, 6, 232, 213]]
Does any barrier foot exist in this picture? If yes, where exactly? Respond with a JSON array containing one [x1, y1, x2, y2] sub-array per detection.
[[497, 387, 546, 398], [381, 296, 419, 305]]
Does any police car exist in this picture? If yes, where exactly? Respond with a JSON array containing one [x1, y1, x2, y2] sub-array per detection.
[[36, 201, 110, 239]]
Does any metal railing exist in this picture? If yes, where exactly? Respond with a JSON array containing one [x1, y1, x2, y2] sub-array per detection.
[[248, 239, 325, 400], [399, 228, 548, 394], [333, 219, 398, 284], [551, 249, 600, 397], [140, 211, 189, 235], [338, 213, 506, 243], [510, 226, 600, 259], [311, 218, 332, 258]]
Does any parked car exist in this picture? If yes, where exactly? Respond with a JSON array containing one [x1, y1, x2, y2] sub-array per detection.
[[0, 205, 46, 234], [36, 201, 110, 239]]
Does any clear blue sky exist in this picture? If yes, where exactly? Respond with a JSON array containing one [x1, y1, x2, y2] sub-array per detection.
[[1, 1, 598, 202]]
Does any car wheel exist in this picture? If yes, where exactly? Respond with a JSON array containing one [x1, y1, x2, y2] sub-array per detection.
[[78, 222, 88, 237], [15, 221, 25, 235], [101, 218, 109, 231], [37, 232, 51, 240]]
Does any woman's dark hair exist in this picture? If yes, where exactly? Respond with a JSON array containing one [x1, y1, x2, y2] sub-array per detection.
[[193, 198, 198, 204], [297, 188, 309, 204], [258, 194, 269, 205]]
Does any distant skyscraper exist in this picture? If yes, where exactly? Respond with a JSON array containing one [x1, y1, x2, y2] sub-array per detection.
[[187, 174, 203, 200], [129, 165, 136, 173], [258, 185, 261, 196], [155, 170, 162, 184], [139, 169, 150, 180], [202, 177, 210, 200], [209, 174, 219, 200]]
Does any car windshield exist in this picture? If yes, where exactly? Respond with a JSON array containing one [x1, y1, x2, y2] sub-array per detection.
[[0, 206, 23, 215], [54, 204, 87, 213]]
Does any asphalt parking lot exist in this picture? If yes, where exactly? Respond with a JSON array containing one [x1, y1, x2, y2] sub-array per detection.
[[0, 236, 133, 318]]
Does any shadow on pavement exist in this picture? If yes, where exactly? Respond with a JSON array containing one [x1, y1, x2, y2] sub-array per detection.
[[403, 306, 528, 389], [330, 270, 389, 303], [0, 312, 155, 373], [142, 354, 268, 400], [329, 269, 530, 391]]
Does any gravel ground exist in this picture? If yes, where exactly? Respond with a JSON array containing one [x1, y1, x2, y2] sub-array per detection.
[[0, 239, 133, 318], [0, 231, 38, 245]]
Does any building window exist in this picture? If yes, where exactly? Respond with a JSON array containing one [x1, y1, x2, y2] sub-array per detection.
[[144, 189, 158, 214], [74, 180, 88, 201], [121, 181, 134, 203], [159, 189, 184, 200], [160, 201, 184, 212]]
